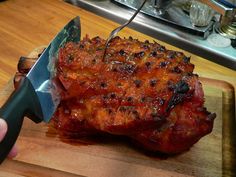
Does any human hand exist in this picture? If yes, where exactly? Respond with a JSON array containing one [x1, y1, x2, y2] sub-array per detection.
[[0, 119, 17, 158]]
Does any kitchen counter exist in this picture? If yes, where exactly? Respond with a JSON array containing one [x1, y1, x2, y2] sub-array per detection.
[[0, 0, 236, 90], [0, 0, 235, 176]]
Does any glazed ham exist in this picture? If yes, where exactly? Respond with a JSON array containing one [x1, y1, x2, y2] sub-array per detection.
[[52, 36, 216, 154]]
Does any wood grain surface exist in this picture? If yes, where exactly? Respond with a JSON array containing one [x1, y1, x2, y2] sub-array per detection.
[[0, 0, 236, 176], [0, 77, 235, 177]]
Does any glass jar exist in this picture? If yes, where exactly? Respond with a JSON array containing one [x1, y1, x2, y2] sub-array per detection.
[[189, 0, 215, 27]]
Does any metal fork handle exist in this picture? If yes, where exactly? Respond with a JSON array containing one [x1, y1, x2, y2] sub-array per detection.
[[103, 0, 147, 61]]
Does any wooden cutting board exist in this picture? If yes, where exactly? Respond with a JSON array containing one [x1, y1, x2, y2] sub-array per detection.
[[0, 78, 235, 177]]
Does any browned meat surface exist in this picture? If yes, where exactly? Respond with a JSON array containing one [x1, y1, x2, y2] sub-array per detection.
[[52, 35, 216, 154]]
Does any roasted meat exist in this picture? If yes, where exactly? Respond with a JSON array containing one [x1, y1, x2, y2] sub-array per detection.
[[52, 35, 216, 154]]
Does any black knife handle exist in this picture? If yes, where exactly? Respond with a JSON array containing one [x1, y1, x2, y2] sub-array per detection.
[[0, 78, 43, 164]]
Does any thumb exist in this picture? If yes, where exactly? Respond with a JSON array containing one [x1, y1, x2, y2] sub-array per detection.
[[0, 119, 7, 142]]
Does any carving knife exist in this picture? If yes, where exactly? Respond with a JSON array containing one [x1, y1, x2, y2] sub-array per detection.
[[0, 16, 81, 163]]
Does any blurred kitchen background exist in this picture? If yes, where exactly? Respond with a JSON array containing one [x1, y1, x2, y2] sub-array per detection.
[[64, 0, 236, 70]]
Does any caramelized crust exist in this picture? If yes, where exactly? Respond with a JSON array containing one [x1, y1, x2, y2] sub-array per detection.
[[52, 36, 215, 154]]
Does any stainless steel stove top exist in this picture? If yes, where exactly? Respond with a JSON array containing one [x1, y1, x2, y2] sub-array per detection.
[[113, 0, 214, 39], [64, 0, 236, 70]]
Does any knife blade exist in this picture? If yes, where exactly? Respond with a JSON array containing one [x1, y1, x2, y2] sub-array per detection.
[[0, 16, 81, 163]]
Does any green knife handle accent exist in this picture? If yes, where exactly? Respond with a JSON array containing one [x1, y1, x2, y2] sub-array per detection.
[[0, 78, 43, 164]]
